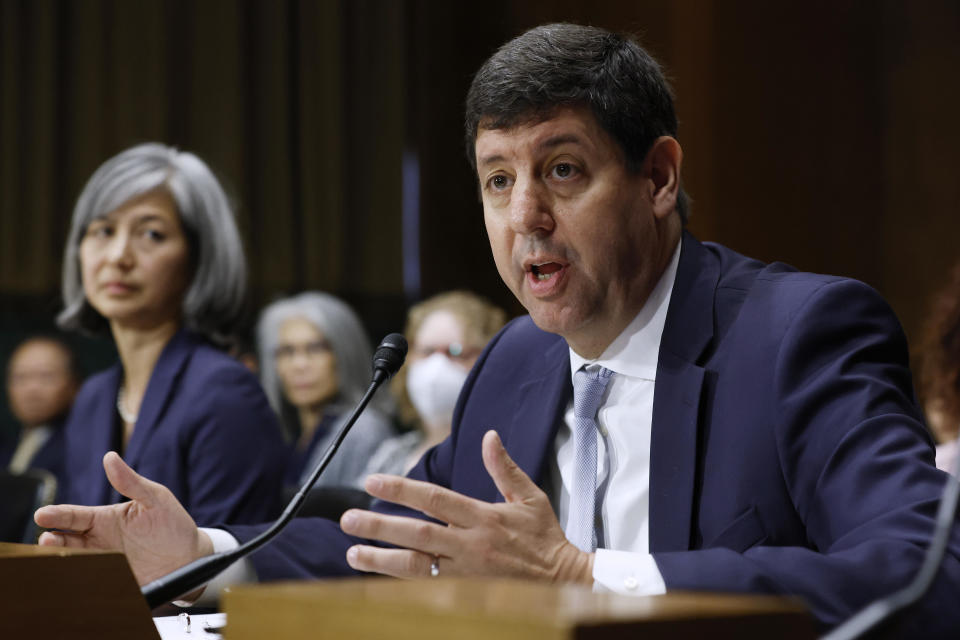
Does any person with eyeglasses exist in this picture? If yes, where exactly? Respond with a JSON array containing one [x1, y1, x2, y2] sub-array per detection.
[[359, 291, 507, 482], [2, 334, 80, 500], [256, 292, 397, 489]]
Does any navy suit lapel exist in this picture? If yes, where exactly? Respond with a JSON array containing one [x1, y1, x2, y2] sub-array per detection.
[[649, 233, 717, 552], [501, 338, 571, 501], [90, 365, 122, 504], [122, 330, 195, 471]]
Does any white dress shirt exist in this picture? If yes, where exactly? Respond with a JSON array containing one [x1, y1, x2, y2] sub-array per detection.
[[552, 240, 680, 595], [196, 240, 682, 603], [8, 424, 53, 474]]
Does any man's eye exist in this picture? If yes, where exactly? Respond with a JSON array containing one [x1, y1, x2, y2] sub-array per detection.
[[490, 175, 509, 190], [552, 163, 575, 178]]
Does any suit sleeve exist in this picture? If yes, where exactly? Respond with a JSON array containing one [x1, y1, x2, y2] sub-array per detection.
[[225, 399, 471, 579], [183, 366, 288, 526], [653, 279, 960, 635], [220, 325, 514, 579]]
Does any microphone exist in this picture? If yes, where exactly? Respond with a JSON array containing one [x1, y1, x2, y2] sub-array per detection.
[[372, 332, 408, 385], [822, 440, 960, 639], [141, 333, 408, 609]]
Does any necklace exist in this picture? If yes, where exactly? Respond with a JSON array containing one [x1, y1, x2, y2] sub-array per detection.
[[116, 385, 138, 424]]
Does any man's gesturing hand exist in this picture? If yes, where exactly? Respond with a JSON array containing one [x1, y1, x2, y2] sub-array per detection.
[[34, 451, 213, 585], [341, 430, 593, 583]]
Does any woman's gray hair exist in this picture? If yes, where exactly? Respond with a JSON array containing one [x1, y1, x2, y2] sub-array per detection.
[[256, 292, 394, 423], [58, 142, 247, 343]]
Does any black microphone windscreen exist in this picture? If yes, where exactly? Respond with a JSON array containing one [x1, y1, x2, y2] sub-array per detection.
[[373, 333, 408, 378]]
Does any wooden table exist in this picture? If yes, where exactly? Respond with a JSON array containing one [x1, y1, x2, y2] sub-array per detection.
[[224, 576, 815, 639]]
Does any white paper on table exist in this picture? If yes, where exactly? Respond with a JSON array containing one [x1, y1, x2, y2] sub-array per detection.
[[153, 612, 226, 639]]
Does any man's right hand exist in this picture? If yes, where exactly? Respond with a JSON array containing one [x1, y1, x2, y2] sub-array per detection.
[[34, 451, 213, 585]]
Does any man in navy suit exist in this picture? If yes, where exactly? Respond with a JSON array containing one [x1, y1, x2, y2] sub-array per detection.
[[36, 23, 960, 633], [3, 335, 79, 497]]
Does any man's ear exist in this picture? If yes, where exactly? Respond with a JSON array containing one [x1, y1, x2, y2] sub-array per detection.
[[644, 136, 683, 220]]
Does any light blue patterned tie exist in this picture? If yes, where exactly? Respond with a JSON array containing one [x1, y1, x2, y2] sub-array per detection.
[[568, 365, 614, 552]]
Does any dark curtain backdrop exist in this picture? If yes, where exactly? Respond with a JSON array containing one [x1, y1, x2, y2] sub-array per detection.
[[1, 0, 405, 324], [403, 0, 960, 347], [2, 0, 960, 434]]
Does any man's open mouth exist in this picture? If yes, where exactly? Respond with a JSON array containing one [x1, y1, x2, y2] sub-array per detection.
[[532, 262, 563, 281]]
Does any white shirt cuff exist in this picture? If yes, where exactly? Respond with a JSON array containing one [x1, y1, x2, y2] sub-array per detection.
[[591, 548, 666, 595], [172, 528, 258, 607]]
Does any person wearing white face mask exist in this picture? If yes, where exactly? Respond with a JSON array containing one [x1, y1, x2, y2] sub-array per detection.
[[359, 291, 507, 482], [406, 352, 470, 426]]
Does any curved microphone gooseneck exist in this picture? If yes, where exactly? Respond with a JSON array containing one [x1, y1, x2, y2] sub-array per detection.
[[141, 333, 408, 609]]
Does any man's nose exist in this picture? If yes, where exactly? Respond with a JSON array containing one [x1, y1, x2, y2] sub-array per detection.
[[509, 178, 555, 235]]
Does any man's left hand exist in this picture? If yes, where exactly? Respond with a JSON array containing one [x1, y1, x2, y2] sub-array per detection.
[[341, 430, 593, 583]]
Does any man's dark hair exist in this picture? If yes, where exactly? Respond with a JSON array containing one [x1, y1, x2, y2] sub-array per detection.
[[465, 23, 689, 223]]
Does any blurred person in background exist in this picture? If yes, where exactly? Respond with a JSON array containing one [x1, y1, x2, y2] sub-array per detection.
[[257, 292, 396, 490], [57, 142, 286, 525], [361, 291, 506, 480], [918, 261, 960, 475], [2, 335, 80, 497]]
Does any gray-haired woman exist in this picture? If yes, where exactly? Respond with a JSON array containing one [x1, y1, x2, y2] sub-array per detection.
[[58, 143, 287, 526], [257, 292, 396, 489]]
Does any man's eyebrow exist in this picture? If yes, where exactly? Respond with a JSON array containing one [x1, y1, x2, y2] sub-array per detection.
[[477, 133, 586, 168], [538, 133, 583, 150], [477, 153, 506, 168]]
